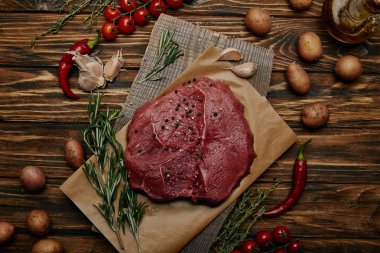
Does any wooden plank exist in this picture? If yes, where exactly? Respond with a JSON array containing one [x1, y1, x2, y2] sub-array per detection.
[[0, 122, 379, 183], [1, 234, 379, 253], [0, 14, 379, 72], [0, 178, 379, 238], [1, 67, 379, 128], [0, 0, 323, 17], [0, 234, 117, 253]]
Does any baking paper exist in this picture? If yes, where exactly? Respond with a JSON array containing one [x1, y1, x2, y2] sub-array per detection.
[[60, 46, 297, 253]]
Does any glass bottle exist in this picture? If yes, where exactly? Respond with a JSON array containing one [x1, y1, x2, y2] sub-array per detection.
[[322, 0, 380, 43]]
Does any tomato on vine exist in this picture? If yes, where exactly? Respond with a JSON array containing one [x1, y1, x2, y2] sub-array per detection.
[[104, 5, 122, 22], [165, 0, 183, 9], [149, 0, 166, 17], [273, 248, 286, 253], [118, 16, 136, 34], [241, 239, 257, 253], [287, 240, 302, 253], [272, 226, 291, 245], [255, 230, 273, 250], [120, 0, 137, 12], [101, 22, 119, 40], [140, 0, 151, 3], [133, 8, 150, 26]]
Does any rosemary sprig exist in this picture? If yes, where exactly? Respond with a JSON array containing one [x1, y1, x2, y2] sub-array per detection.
[[138, 29, 183, 83], [213, 182, 280, 253], [32, 0, 115, 45], [82, 92, 146, 251]]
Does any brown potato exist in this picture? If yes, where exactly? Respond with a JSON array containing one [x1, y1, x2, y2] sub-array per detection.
[[20, 166, 46, 193], [335, 55, 362, 81], [31, 239, 63, 253], [65, 138, 85, 169], [0, 221, 14, 245], [289, 0, 313, 10], [302, 102, 330, 128], [298, 32, 323, 62], [286, 62, 311, 95], [26, 209, 51, 236], [245, 7, 271, 36]]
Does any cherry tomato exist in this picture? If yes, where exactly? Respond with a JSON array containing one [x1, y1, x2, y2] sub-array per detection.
[[118, 16, 136, 34], [230, 250, 242, 253], [101, 22, 119, 40], [104, 5, 121, 22], [241, 239, 257, 253], [133, 8, 150, 26], [273, 248, 286, 253], [149, 0, 166, 17], [272, 225, 291, 245], [140, 0, 150, 3], [165, 0, 183, 9], [286, 240, 302, 253], [120, 0, 137, 12], [255, 230, 273, 250]]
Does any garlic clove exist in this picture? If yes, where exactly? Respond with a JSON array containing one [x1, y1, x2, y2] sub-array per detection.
[[73, 54, 105, 92], [78, 72, 100, 91], [78, 71, 105, 91], [73, 54, 98, 71], [86, 61, 104, 79], [104, 49, 124, 82], [228, 62, 258, 79], [218, 48, 242, 61]]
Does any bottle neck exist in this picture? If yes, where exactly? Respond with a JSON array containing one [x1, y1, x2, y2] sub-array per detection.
[[346, 0, 379, 22], [339, 0, 380, 32], [368, 0, 380, 11]]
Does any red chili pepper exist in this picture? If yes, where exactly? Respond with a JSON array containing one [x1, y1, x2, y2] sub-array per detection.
[[263, 139, 312, 218], [58, 32, 100, 99]]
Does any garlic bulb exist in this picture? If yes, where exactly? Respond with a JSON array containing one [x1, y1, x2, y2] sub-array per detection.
[[218, 48, 242, 61], [72, 54, 105, 91], [228, 62, 258, 78], [104, 49, 124, 82]]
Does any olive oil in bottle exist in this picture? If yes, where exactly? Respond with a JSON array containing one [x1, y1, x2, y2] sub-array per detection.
[[322, 0, 380, 43]]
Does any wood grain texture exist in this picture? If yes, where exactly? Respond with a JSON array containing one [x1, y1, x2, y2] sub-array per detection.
[[0, 0, 379, 252], [1, 234, 379, 253], [0, 123, 379, 184], [0, 14, 379, 72], [1, 67, 379, 128], [0, 0, 323, 17], [0, 178, 379, 238]]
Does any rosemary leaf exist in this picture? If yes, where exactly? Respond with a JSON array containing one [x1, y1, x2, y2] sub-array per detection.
[[213, 182, 280, 253], [139, 29, 183, 83], [82, 92, 146, 251], [32, 0, 93, 45]]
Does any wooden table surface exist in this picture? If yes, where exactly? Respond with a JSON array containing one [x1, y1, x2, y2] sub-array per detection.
[[0, 0, 379, 252]]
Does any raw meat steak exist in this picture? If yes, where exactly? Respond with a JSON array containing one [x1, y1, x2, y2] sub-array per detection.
[[125, 77, 255, 205]]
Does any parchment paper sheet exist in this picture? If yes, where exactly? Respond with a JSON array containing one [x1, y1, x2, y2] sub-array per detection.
[[60, 46, 297, 253]]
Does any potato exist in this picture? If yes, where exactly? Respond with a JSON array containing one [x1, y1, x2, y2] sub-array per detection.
[[298, 32, 323, 62], [26, 209, 51, 236], [286, 62, 311, 95], [31, 239, 63, 253], [65, 138, 85, 169], [302, 102, 330, 128], [245, 7, 271, 36], [20, 166, 46, 193], [0, 221, 14, 245], [289, 0, 313, 10], [335, 55, 362, 81]]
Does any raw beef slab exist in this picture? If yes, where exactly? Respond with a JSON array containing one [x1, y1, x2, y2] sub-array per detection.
[[125, 77, 255, 205]]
